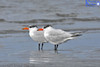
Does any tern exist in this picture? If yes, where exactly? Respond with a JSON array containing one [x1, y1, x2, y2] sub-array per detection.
[[22, 25, 47, 50], [38, 25, 81, 50]]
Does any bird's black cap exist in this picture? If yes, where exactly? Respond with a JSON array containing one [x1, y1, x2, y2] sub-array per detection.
[[44, 25, 52, 29], [29, 25, 37, 28]]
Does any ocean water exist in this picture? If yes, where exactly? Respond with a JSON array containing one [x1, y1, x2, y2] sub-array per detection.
[[0, 0, 100, 67]]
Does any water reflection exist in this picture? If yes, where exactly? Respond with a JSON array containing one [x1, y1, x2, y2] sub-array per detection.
[[29, 50, 61, 64]]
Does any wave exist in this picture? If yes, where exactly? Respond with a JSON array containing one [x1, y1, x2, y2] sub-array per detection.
[[0, 19, 5, 22], [64, 28, 100, 31], [0, 30, 27, 34], [56, 13, 77, 17], [72, 17, 100, 21], [0, 6, 13, 8], [8, 18, 66, 23]]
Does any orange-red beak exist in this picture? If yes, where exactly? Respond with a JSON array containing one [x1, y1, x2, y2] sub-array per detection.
[[22, 27, 29, 30], [38, 28, 43, 31]]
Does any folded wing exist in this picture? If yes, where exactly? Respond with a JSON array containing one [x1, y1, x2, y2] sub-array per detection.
[[46, 29, 73, 44]]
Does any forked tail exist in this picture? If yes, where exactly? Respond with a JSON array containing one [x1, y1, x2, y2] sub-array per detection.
[[71, 32, 82, 37]]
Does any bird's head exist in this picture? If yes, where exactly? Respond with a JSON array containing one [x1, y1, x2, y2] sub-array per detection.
[[37, 25, 52, 31], [22, 25, 38, 31], [43, 25, 52, 29]]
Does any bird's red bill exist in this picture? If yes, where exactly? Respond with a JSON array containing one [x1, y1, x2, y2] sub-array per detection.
[[22, 27, 29, 30], [38, 28, 43, 31]]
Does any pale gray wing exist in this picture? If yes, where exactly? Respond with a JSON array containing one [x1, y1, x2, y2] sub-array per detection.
[[49, 29, 72, 37], [33, 31, 47, 42], [47, 29, 73, 43], [34, 31, 45, 37]]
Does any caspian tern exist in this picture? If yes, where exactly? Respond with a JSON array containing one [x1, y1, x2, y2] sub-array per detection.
[[22, 25, 47, 50], [39, 25, 81, 50]]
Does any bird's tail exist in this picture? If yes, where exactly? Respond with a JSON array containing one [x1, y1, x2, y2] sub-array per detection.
[[71, 32, 82, 37]]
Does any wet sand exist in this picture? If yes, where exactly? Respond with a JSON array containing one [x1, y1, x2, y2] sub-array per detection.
[[0, 29, 100, 67]]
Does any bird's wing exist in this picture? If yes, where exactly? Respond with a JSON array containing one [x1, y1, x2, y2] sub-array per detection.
[[46, 29, 73, 44], [34, 31, 44, 37], [32, 31, 47, 42], [49, 29, 72, 38]]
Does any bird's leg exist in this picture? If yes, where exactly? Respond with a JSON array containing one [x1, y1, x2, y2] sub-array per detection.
[[56, 44, 59, 49], [54, 45, 57, 51], [38, 43, 40, 50], [41, 43, 44, 50]]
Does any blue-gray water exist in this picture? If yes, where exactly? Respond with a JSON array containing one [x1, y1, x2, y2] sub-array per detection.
[[0, 0, 100, 67]]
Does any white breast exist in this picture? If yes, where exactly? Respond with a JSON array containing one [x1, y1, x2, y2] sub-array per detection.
[[29, 29, 47, 43]]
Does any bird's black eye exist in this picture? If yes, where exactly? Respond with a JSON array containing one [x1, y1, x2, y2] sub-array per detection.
[[44, 25, 52, 29], [29, 25, 37, 28]]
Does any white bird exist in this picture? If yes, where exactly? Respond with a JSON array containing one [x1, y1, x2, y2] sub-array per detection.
[[22, 25, 47, 50], [40, 25, 81, 50]]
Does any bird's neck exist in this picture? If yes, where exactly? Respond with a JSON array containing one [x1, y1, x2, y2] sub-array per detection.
[[44, 27, 53, 34], [46, 27, 53, 31], [29, 28, 37, 35]]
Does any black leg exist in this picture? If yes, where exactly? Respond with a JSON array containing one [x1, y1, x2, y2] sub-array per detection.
[[38, 43, 40, 50], [54, 45, 57, 50], [54, 45, 59, 51], [56, 45, 58, 49], [41, 43, 44, 50]]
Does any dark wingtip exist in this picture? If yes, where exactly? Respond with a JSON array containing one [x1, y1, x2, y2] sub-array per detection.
[[72, 32, 82, 37]]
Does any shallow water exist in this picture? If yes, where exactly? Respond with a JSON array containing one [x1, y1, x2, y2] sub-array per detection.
[[0, 0, 100, 67]]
